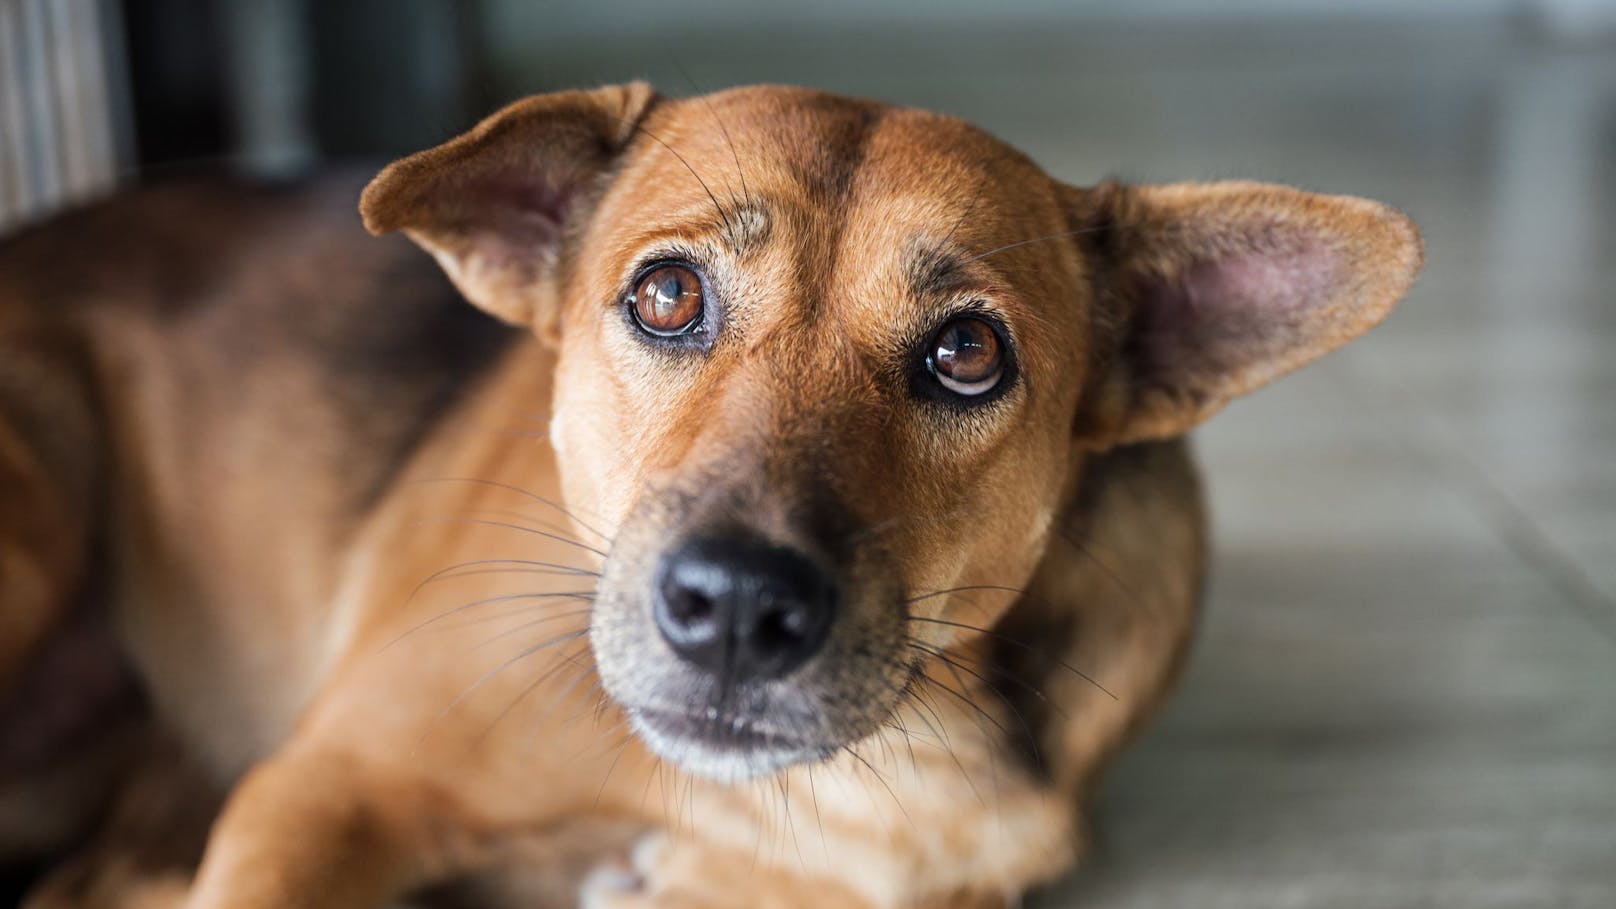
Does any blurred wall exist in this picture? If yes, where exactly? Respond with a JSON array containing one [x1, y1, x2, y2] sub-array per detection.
[[2, 0, 1613, 235], [477, 0, 1616, 48], [484, 0, 1520, 35], [0, 0, 129, 231]]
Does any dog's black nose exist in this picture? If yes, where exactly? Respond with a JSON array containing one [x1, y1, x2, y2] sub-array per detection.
[[653, 535, 836, 683]]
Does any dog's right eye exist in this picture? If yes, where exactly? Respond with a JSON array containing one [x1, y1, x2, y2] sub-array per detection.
[[630, 264, 705, 336], [928, 316, 1006, 397]]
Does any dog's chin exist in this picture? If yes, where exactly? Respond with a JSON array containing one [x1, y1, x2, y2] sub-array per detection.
[[628, 708, 838, 782]]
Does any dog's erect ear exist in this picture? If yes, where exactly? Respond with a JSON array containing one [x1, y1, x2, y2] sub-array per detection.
[[360, 82, 658, 329], [1069, 181, 1422, 445]]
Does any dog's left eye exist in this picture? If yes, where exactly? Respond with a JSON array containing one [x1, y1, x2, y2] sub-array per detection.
[[928, 317, 1005, 396], [631, 265, 705, 336]]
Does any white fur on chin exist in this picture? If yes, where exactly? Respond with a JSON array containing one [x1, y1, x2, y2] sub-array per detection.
[[628, 711, 827, 783]]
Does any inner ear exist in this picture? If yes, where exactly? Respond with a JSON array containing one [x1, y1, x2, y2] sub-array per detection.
[[360, 82, 658, 331], [1130, 235, 1341, 388], [1072, 180, 1423, 445]]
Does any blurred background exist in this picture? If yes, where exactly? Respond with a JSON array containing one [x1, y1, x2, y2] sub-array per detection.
[[2, 0, 1614, 906]]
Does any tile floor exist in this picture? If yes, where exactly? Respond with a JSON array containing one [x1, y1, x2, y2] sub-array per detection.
[[523, 18, 1616, 908]]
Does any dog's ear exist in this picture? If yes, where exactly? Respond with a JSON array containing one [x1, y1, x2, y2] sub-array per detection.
[[1068, 180, 1422, 445], [361, 82, 658, 331]]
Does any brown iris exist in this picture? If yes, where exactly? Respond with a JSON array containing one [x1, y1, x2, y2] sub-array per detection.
[[632, 264, 704, 335], [929, 317, 1005, 396]]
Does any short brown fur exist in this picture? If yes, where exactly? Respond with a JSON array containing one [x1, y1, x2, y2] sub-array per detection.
[[0, 84, 1420, 908]]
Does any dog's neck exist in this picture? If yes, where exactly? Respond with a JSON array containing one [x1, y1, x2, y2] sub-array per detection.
[[429, 332, 561, 493]]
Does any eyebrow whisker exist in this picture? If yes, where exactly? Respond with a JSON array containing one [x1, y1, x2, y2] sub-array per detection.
[[672, 60, 752, 214], [626, 119, 737, 238], [959, 226, 1103, 266]]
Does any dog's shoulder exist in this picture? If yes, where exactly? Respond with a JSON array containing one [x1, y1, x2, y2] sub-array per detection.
[[995, 439, 1207, 784]]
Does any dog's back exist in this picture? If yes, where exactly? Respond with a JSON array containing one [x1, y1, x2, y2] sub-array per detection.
[[0, 172, 513, 840]]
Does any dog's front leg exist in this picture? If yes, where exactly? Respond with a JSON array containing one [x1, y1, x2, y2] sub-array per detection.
[[183, 744, 471, 909], [580, 834, 872, 909], [580, 835, 1015, 909]]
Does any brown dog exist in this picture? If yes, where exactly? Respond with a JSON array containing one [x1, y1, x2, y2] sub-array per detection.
[[0, 83, 1421, 908]]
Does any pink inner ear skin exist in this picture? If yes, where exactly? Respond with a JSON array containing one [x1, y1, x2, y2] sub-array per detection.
[[1135, 239, 1342, 384], [461, 173, 574, 247], [1184, 243, 1336, 320], [444, 174, 577, 284]]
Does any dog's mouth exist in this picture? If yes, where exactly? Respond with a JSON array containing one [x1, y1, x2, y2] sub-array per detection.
[[590, 516, 912, 781], [627, 705, 838, 781]]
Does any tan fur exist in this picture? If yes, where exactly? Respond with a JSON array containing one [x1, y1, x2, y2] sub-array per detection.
[[0, 84, 1421, 908]]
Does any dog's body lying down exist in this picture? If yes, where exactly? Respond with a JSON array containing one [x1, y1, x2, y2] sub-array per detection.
[[0, 84, 1420, 909]]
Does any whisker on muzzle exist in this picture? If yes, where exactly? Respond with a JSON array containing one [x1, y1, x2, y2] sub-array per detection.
[[906, 614, 1116, 700], [413, 564, 600, 588], [436, 626, 592, 721], [414, 476, 614, 546], [469, 607, 595, 651], [409, 516, 609, 558], [906, 641, 1053, 770], [838, 743, 916, 831], [907, 636, 1071, 721], [403, 557, 601, 600], [384, 590, 596, 650], [477, 637, 599, 746]]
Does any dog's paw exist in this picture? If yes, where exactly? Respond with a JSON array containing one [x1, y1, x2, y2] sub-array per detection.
[[578, 864, 649, 909], [578, 834, 677, 909], [578, 833, 871, 909], [579, 834, 765, 909]]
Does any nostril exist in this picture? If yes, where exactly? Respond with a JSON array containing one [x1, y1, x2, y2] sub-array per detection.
[[741, 576, 835, 680], [777, 605, 810, 637], [655, 567, 727, 658], [667, 588, 715, 625], [752, 597, 813, 651]]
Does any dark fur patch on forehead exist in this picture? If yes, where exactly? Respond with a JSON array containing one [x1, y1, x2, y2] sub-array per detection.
[[768, 100, 885, 320], [776, 98, 884, 209], [905, 240, 973, 299]]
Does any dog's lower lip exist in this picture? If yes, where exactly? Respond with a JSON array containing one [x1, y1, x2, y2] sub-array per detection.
[[632, 707, 809, 752]]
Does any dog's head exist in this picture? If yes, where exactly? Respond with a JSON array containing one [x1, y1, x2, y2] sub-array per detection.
[[363, 83, 1421, 779]]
